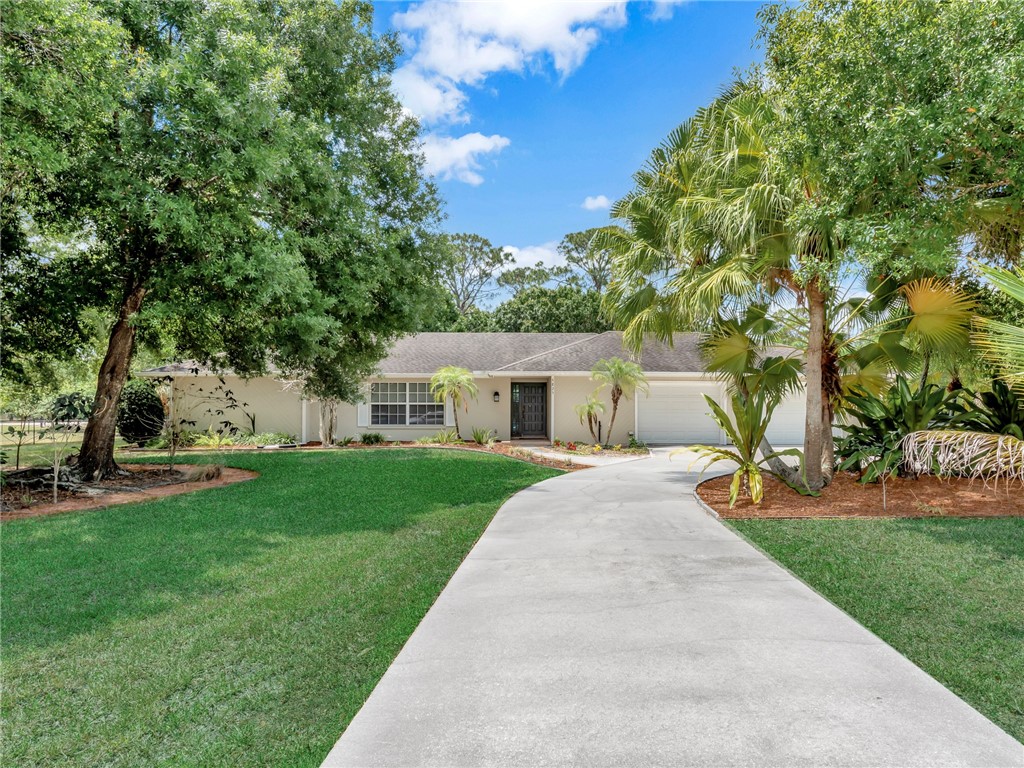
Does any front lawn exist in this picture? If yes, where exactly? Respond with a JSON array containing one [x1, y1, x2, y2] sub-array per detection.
[[731, 518, 1024, 744], [2, 449, 558, 767]]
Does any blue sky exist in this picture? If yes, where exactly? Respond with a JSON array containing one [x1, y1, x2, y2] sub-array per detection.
[[373, 1, 765, 269]]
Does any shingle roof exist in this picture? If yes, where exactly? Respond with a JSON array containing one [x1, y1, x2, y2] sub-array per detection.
[[140, 332, 711, 378], [379, 331, 708, 374]]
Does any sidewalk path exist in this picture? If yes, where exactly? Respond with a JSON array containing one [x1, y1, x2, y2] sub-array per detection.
[[323, 450, 1023, 767]]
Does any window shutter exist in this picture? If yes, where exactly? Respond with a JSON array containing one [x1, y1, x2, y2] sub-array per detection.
[[357, 402, 369, 428], [444, 397, 455, 427]]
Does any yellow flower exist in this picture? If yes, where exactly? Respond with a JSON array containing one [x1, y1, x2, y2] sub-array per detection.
[[593, 444, 602, 452]]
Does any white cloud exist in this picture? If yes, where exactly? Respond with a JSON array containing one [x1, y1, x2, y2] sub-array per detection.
[[421, 132, 511, 185], [582, 194, 612, 211], [647, 0, 689, 22], [392, 1, 628, 125], [502, 240, 564, 270]]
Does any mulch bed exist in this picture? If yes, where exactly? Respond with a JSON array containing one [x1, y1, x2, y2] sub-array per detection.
[[1, 464, 257, 521], [697, 471, 1024, 519]]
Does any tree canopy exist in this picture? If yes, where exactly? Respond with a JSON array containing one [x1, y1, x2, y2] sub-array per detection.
[[2, 0, 440, 476]]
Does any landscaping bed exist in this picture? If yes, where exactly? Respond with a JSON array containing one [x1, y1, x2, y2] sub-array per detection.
[[0, 464, 255, 520], [698, 471, 1024, 519]]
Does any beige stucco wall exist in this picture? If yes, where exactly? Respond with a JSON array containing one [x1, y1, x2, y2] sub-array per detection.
[[170, 376, 304, 439], [551, 375, 637, 445]]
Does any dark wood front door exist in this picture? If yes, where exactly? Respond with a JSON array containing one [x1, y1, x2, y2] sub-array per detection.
[[511, 383, 547, 438]]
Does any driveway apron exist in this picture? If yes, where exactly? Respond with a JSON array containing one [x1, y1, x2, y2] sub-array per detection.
[[323, 450, 1023, 767]]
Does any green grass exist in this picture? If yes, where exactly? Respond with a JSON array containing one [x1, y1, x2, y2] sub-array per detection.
[[0, 435, 130, 469], [2, 449, 559, 767], [731, 517, 1024, 743]]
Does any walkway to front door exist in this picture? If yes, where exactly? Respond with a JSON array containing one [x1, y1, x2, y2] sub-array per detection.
[[322, 449, 1020, 767], [510, 382, 546, 439]]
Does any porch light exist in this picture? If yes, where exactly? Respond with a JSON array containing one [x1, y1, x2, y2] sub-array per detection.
[[493, 391, 500, 403]]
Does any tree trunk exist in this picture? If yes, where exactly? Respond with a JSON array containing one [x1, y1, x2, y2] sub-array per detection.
[[78, 280, 147, 480], [803, 279, 827, 491], [919, 351, 931, 390], [320, 399, 338, 446], [452, 397, 461, 440], [759, 436, 801, 485], [821, 398, 835, 483], [605, 390, 620, 446]]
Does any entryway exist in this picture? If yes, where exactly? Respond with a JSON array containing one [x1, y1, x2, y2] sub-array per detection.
[[510, 382, 547, 439]]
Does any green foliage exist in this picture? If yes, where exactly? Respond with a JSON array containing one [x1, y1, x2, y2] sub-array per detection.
[[837, 380, 965, 481], [234, 432, 297, 446], [759, 0, 1024, 268], [974, 264, 1024, 389], [4, 0, 440, 466], [437, 233, 514, 314], [359, 432, 386, 445], [492, 285, 611, 333], [193, 428, 234, 449], [678, 390, 802, 507], [574, 395, 606, 443], [956, 381, 1024, 440], [116, 379, 165, 447], [450, 307, 497, 332], [146, 429, 202, 450], [470, 426, 495, 446], [423, 428, 461, 444], [430, 366, 478, 439], [558, 229, 613, 293], [338, 435, 356, 447]]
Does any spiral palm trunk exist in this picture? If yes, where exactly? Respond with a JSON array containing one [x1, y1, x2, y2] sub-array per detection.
[[605, 388, 621, 446], [78, 281, 147, 480]]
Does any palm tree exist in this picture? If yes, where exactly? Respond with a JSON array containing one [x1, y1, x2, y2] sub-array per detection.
[[429, 366, 478, 440], [975, 263, 1024, 389], [590, 357, 648, 446], [574, 394, 606, 443]]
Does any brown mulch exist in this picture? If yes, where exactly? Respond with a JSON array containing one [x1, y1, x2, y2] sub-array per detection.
[[697, 471, 1024, 519], [338, 441, 586, 472], [1, 464, 258, 521]]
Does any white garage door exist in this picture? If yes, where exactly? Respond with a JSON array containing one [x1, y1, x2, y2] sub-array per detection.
[[764, 391, 807, 446], [636, 382, 724, 444]]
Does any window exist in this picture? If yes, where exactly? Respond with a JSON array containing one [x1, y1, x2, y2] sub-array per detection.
[[370, 382, 444, 426]]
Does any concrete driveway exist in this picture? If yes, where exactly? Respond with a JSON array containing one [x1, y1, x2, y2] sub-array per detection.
[[323, 449, 1022, 767]]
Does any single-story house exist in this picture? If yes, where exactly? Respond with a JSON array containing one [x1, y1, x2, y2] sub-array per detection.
[[141, 331, 808, 445]]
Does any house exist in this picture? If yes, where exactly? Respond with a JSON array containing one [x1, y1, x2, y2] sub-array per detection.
[[140, 331, 807, 445]]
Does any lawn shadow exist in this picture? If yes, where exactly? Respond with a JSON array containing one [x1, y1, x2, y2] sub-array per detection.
[[889, 515, 1024, 562]]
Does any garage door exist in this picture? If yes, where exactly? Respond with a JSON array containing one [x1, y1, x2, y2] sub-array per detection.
[[764, 391, 807, 446], [636, 382, 724, 444]]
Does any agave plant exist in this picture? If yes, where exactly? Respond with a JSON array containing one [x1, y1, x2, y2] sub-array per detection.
[[676, 389, 802, 507]]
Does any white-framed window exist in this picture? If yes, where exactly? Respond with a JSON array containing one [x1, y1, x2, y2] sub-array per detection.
[[370, 382, 444, 426]]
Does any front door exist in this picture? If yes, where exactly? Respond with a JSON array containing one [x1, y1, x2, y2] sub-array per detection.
[[511, 382, 547, 438]]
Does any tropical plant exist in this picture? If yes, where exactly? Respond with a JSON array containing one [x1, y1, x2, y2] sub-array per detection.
[[193, 428, 234, 449], [430, 366, 479, 440], [974, 264, 1024, 389], [338, 435, 355, 447], [234, 432, 297, 446], [116, 379, 165, 447], [956, 380, 1024, 439], [574, 394, 606, 443], [470, 426, 496, 446], [676, 389, 802, 508], [359, 432, 386, 445], [590, 358, 648, 446], [901, 431, 1024, 490], [836, 381, 965, 482], [430, 428, 462, 444]]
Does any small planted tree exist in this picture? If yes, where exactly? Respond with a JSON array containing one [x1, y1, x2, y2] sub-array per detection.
[[574, 395, 606, 443], [40, 393, 92, 503], [429, 367, 478, 440], [590, 358, 648, 446]]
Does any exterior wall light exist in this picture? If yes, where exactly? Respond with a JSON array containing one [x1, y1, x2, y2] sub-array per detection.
[[493, 391, 500, 403]]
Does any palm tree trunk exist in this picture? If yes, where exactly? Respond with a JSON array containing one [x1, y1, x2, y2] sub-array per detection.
[[821, 399, 834, 482], [759, 436, 801, 484], [78, 280, 147, 480], [919, 352, 931, 390], [452, 397, 461, 440], [605, 390, 620, 446], [803, 279, 827, 491]]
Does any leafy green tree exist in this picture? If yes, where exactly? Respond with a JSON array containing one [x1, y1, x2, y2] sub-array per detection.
[[438, 233, 514, 314], [429, 366, 478, 440], [2, 0, 439, 478], [116, 379, 165, 447], [496, 263, 572, 295], [590, 357, 648, 446], [759, 0, 1024, 268], [559, 229, 614, 293], [451, 308, 497, 332], [492, 286, 611, 333]]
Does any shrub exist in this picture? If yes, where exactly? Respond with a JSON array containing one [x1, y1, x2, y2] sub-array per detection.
[[359, 432, 386, 445], [234, 431, 296, 446], [837, 380, 965, 481], [338, 435, 355, 447], [194, 427, 234, 448], [147, 429, 202, 449], [116, 380, 165, 447], [956, 380, 1024, 439], [471, 426, 495, 446]]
